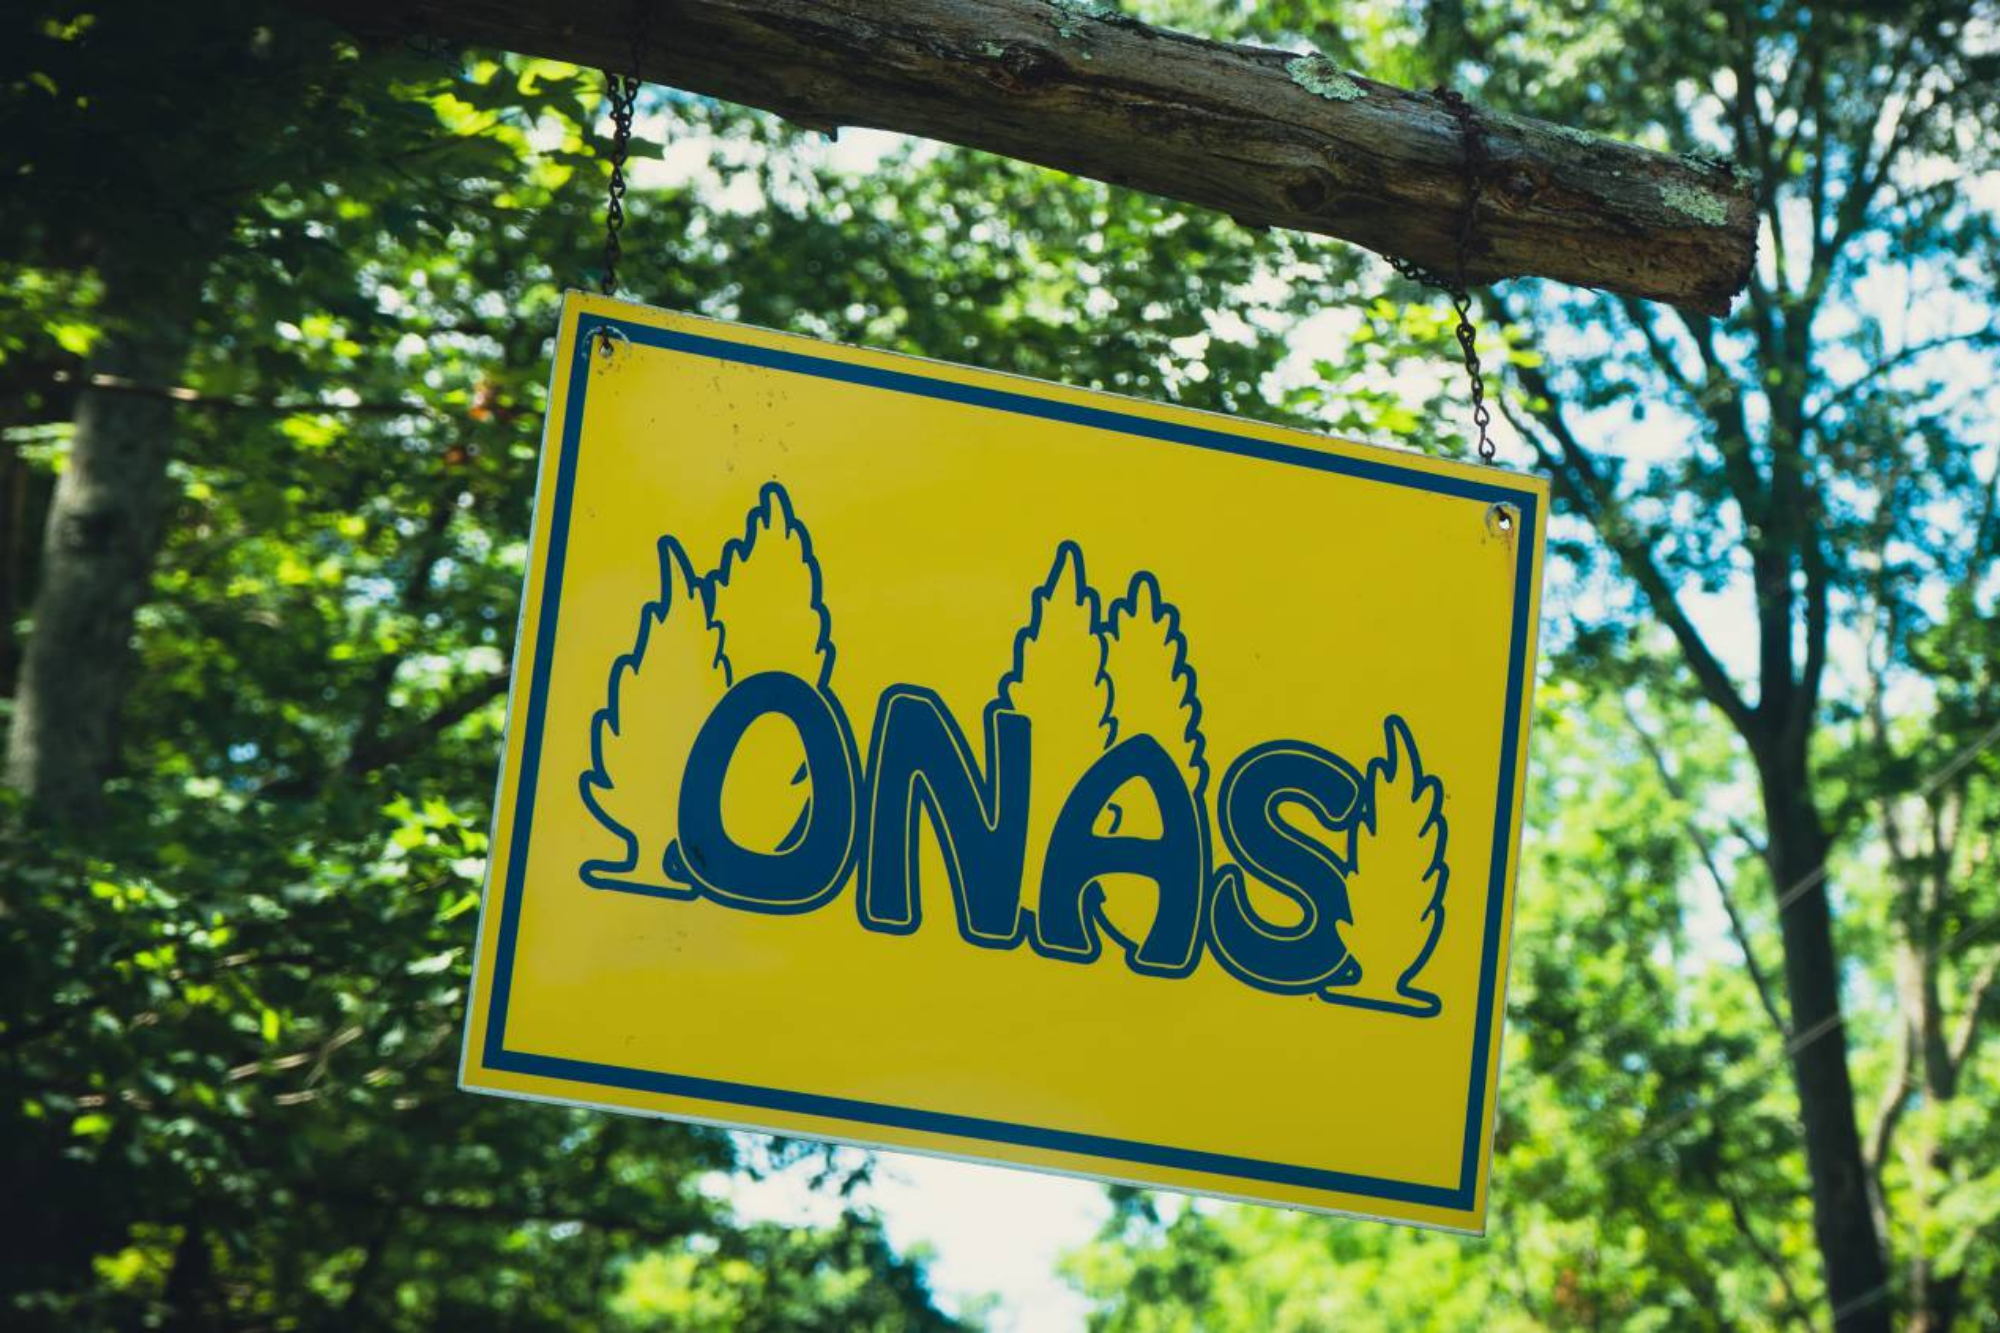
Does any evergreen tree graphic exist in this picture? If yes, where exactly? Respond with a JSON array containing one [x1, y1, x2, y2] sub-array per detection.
[[579, 536, 730, 894], [704, 484, 835, 854], [1325, 715, 1448, 1016], [996, 543, 1114, 925], [575, 503, 1448, 1017], [1095, 571, 1207, 950]]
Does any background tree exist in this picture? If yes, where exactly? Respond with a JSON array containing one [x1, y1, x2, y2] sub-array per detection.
[[1070, 0, 2000, 1329], [0, 1, 1335, 1326]]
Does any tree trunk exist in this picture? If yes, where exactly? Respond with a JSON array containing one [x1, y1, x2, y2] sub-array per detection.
[[0, 434, 35, 698], [0, 355, 65, 700], [287, 0, 1757, 312], [1889, 860, 1970, 1333], [160, 1218, 217, 1333], [1913, 1273, 1964, 1333], [1759, 753, 1891, 1333], [2, 260, 203, 827]]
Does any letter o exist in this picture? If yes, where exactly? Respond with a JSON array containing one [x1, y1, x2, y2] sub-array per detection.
[[676, 671, 860, 914]]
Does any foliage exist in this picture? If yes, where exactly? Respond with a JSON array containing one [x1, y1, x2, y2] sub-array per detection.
[[1066, 0, 2000, 1329], [0, 0, 1339, 1325], [3, 0, 1995, 1328]]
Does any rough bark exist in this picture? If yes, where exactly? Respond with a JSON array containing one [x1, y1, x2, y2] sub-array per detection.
[[289, 0, 1757, 312], [3, 260, 203, 826]]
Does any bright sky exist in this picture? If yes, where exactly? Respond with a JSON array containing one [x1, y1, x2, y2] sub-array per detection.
[[711, 1143, 1109, 1328]]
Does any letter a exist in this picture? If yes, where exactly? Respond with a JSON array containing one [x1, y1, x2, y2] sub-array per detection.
[[1035, 734, 1205, 977]]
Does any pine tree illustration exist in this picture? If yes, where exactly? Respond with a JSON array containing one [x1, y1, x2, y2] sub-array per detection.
[[580, 536, 731, 894], [997, 543, 1114, 924], [704, 484, 834, 853], [1327, 715, 1448, 1016], [1095, 571, 1206, 948]]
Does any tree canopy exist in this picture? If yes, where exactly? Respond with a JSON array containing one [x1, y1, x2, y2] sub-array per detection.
[[3, 0, 1996, 1330]]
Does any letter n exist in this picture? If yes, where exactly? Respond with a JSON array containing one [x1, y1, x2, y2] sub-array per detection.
[[859, 687, 1031, 947]]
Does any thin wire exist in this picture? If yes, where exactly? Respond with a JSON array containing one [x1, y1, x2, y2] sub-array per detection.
[[1914, 714, 2000, 796], [1535, 713, 2000, 1089], [1572, 883, 1998, 1324], [1829, 1282, 1893, 1325], [1940, 902, 2000, 956], [1770, 714, 2000, 918], [1539, 897, 2000, 1119], [1602, 1009, 1845, 1167], [1491, 897, 1994, 1320]]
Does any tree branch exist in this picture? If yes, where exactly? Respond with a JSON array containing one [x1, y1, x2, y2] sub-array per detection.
[[1945, 952, 1999, 1081], [1727, 815, 1769, 859], [1671, 311, 1771, 536], [346, 482, 462, 771], [343, 669, 512, 777], [284, 0, 1757, 310], [1617, 297, 1702, 403], [1787, 525, 1830, 756], [1721, 9, 1785, 358], [1716, 1161, 1816, 1331], [257, 667, 511, 800], [1967, 423, 2000, 571], [1820, 56, 1926, 297], [1500, 339, 1758, 737], [1623, 700, 1788, 1035], [51, 370, 436, 418], [1804, 328, 2000, 437], [1863, 1031, 1912, 1220]]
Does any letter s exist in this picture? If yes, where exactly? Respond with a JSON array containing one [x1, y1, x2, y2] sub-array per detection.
[[1208, 741, 1362, 994]]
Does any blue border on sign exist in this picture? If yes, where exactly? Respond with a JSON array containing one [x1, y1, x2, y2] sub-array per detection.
[[481, 313, 1540, 1212]]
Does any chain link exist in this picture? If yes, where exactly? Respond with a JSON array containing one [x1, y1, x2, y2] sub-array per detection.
[[593, 53, 1491, 465], [1387, 86, 1496, 465], [600, 68, 641, 297], [599, 4, 654, 298]]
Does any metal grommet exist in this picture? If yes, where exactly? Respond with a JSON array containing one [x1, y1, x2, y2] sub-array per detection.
[[1485, 502, 1518, 539], [591, 325, 630, 362]]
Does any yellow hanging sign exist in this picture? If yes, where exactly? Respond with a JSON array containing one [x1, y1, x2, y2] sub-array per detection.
[[461, 293, 1548, 1232]]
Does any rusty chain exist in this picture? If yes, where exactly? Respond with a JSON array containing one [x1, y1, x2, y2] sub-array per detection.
[[1387, 87, 1496, 466]]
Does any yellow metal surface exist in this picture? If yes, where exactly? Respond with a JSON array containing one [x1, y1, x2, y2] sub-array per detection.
[[460, 292, 1549, 1232]]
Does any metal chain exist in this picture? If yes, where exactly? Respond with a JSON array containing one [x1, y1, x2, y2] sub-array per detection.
[[405, 1, 458, 68], [599, 2, 656, 298], [1387, 87, 1496, 465], [593, 54, 1489, 465], [600, 66, 641, 297]]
